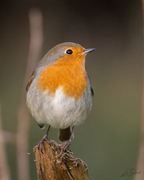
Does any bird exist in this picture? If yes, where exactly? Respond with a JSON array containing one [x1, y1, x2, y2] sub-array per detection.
[[26, 42, 95, 154]]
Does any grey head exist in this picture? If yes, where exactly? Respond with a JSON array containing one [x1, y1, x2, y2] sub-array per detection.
[[26, 42, 95, 92], [37, 42, 83, 68]]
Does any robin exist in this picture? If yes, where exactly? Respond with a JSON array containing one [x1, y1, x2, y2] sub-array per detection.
[[26, 42, 95, 154]]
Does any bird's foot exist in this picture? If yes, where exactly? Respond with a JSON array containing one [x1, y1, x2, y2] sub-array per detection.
[[59, 126, 74, 158], [59, 140, 71, 158], [38, 134, 50, 153]]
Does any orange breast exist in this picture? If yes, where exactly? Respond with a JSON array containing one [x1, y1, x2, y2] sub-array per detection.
[[36, 47, 87, 99]]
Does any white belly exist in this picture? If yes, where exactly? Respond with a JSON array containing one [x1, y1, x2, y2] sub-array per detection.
[[26, 81, 92, 129]]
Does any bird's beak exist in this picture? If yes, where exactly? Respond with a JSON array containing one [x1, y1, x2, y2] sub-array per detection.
[[81, 48, 95, 55]]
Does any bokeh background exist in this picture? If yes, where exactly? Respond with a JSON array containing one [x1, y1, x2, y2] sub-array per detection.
[[0, 0, 143, 180]]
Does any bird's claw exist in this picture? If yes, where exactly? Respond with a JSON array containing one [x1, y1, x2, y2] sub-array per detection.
[[38, 135, 50, 153], [59, 141, 71, 158]]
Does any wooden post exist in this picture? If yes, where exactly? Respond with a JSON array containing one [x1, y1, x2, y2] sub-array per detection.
[[34, 140, 89, 180]]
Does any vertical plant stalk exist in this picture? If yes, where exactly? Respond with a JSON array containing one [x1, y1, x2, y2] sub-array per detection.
[[0, 104, 11, 180], [134, 1, 144, 180], [16, 8, 43, 180]]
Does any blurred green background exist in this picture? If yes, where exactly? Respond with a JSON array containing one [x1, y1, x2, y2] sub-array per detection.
[[0, 0, 143, 180]]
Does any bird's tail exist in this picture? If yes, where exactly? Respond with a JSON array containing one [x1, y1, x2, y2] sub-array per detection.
[[59, 126, 72, 142]]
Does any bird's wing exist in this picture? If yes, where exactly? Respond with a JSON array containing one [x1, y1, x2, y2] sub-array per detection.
[[26, 71, 46, 129], [87, 74, 94, 97], [26, 71, 36, 91], [37, 123, 45, 129], [91, 87, 94, 96]]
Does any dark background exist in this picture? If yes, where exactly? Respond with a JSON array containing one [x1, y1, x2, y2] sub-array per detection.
[[0, 0, 143, 180]]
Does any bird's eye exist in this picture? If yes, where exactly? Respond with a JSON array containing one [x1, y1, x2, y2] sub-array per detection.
[[66, 49, 73, 54]]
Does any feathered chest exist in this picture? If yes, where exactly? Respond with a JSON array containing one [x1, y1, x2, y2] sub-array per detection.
[[36, 57, 88, 99]]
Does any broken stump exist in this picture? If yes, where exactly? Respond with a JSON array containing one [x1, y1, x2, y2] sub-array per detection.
[[33, 140, 89, 180]]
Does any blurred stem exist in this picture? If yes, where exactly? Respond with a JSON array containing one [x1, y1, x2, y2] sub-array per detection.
[[134, 1, 144, 180], [0, 104, 11, 180], [16, 8, 43, 180]]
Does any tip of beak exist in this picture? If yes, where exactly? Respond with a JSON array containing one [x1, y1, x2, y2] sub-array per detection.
[[82, 48, 95, 55]]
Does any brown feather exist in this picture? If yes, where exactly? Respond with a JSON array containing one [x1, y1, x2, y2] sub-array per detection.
[[26, 71, 36, 91], [59, 127, 71, 142], [37, 123, 45, 129], [87, 74, 94, 97], [91, 87, 94, 96]]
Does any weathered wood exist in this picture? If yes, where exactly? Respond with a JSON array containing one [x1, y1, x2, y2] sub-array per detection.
[[34, 140, 89, 180]]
